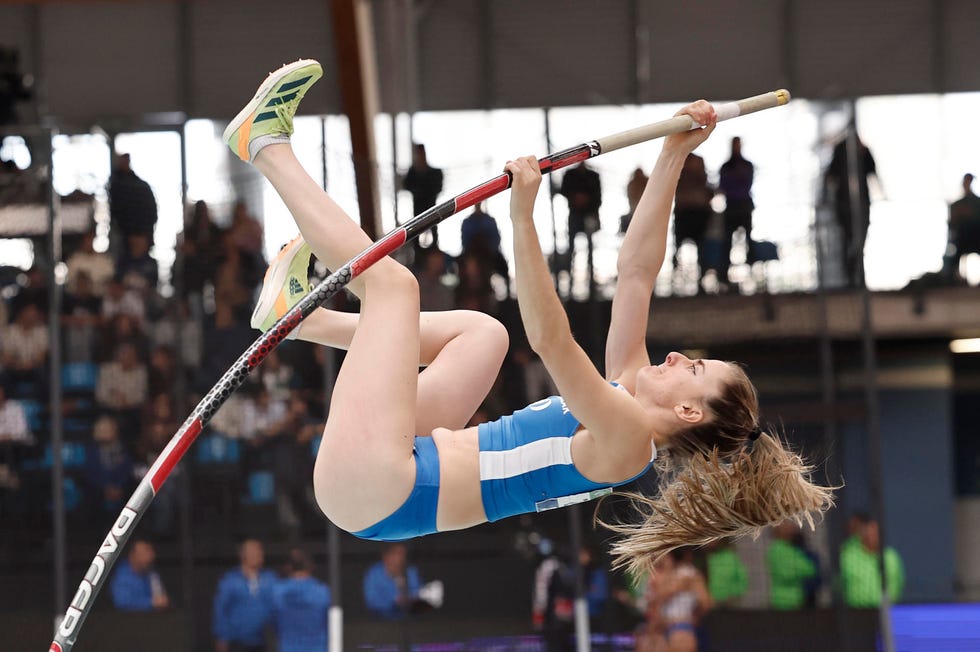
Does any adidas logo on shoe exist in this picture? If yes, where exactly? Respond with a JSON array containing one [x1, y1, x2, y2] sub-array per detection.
[[289, 277, 305, 296]]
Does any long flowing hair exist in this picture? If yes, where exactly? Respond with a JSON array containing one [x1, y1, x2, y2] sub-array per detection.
[[599, 363, 835, 577]]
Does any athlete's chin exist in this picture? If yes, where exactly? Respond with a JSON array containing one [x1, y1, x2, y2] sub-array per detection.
[[639, 364, 662, 380], [634, 374, 662, 407]]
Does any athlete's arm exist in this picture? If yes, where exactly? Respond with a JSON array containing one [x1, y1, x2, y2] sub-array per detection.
[[507, 156, 650, 448], [606, 102, 717, 388]]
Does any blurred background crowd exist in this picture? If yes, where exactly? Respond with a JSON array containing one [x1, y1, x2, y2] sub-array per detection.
[[4, 2, 980, 650]]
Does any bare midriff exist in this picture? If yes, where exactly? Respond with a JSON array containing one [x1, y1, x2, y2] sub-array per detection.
[[430, 426, 486, 531], [429, 423, 653, 533]]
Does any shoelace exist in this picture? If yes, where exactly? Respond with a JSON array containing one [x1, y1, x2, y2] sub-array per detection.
[[275, 104, 295, 135]]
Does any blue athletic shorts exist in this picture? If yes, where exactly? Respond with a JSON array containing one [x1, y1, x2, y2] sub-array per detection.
[[349, 436, 441, 542]]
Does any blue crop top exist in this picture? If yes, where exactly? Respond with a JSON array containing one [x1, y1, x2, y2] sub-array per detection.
[[476, 384, 656, 523]]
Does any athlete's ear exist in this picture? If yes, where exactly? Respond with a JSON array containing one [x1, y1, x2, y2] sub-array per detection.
[[673, 402, 704, 425]]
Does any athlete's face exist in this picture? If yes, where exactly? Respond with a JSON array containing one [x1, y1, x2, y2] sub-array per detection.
[[635, 352, 732, 425]]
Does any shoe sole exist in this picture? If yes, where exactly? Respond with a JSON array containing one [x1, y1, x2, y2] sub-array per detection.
[[222, 58, 320, 160], [250, 236, 306, 331]]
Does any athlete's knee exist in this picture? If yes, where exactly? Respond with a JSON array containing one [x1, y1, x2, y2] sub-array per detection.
[[365, 260, 418, 295], [458, 310, 508, 362], [479, 314, 509, 359]]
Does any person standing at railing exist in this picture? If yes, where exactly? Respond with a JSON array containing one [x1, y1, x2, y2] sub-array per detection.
[[672, 153, 714, 293], [717, 137, 755, 292], [945, 172, 980, 283], [823, 135, 877, 288]]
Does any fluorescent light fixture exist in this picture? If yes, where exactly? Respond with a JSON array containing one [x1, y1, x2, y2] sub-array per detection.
[[950, 338, 980, 353]]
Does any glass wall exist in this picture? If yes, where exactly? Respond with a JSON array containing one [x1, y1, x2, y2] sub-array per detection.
[[14, 93, 980, 294]]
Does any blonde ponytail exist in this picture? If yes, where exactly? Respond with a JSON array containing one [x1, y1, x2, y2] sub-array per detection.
[[600, 431, 834, 577]]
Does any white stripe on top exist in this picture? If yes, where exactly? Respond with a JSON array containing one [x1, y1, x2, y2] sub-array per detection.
[[479, 436, 573, 481]]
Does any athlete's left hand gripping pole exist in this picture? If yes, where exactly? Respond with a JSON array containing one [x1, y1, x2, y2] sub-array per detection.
[[49, 89, 789, 652]]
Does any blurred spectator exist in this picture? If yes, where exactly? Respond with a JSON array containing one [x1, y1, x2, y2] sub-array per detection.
[[11, 265, 48, 315], [0, 383, 31, 509], [461, 202, 501, 257], [0, 45, 32, 129], [110, 540, 169, 612], [222, 202, 266, 306], [640, 549, 711, 652], [101, 277, 146, 325], [133, 396, 180, 536], [108, 153, 158, 253], [718, 137, 755, 290], [196, 301, 256, 394], [795, 527, 822, 608], [271, 548, 331, 652], [455, 250, 497, 315], [0, 384, 31, 445], [511, 343, 558, 408], [61, 270, 102, 363], [619, 167, 649, 234], [116, 232, 159, 292], [150, 296, 203, 369], [0, 381, 32, 494], [766, 520, 817, 610], [460, 202, 508, 283], [99, 313, 149, 363], [363, 542, 422, 620], [842, 511, 870, 557], [230, 201, 266, 264], [66, 230, 114, 296], [180, 200, 222, 298], [403, 143, 443, 246], [96, 342, 148, 434], [704, 539, 748, 606], [268, 393, 320, 535], [147, 345, 179, 397], [823, 134, 877, 288], [142, 393, 178, 446], [84, 415, 133, 515], [557, 162, 602, 282], [241, 385, 288, 443], [579, 545, 610, 627], [945, 172, 980, 283], [211, 393, 249, 440], [258, 350, 295, 404], [214, 232, 257, 316], [416, 246, 454, 312], [213, 539, 277, 652], [840, 518, 904, 607], [0, 158, 23, 204], [559, 161, 602, 243], [1, 302, 48, 397], [672, 153, 714, 293], [532, 542, 575, 651], [606, 572, 646, 636]]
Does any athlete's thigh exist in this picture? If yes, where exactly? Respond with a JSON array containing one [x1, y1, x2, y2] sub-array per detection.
[[314, 271, 421, 529], [414, 315, 508, 434]]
